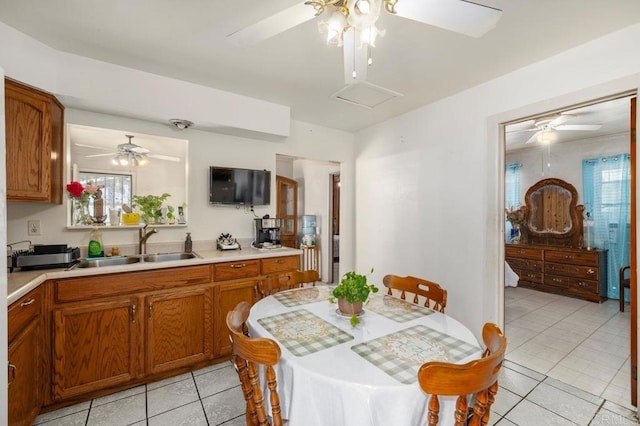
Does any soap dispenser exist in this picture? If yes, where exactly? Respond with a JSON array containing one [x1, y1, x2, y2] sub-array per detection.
[[184, 232, 192, 253], [88, 225, 104, 258]]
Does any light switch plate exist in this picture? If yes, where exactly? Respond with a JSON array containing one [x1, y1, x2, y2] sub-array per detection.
[[28, 220, 41, 236]]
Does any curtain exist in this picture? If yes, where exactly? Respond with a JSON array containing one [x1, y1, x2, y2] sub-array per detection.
[[505, 163, 522, 242], [582, 154, 631, 300]]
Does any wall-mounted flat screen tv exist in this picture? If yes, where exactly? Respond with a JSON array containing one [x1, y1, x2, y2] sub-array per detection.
[[209, 166, 271, 206]]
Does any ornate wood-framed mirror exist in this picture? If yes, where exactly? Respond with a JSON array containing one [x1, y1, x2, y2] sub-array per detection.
[[520, 178, 584, 247]]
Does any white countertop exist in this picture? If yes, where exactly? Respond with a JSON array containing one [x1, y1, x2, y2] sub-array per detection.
[[7, 247, 302, 305]]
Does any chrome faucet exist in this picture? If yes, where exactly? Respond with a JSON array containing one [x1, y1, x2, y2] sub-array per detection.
[[138, 224, 158, 255]]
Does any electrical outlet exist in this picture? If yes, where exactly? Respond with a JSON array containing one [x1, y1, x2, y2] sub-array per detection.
[[27, 220, 41, 236]]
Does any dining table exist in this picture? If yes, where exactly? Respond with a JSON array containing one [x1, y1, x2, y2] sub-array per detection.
[[246, 285, 483, 426]]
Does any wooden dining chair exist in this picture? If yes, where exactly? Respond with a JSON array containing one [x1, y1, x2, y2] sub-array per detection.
[[620, 265, 631, 312], [382, 274, 448, 313], [418, 323, 507, 426], [226, 301, 283, 426], [257, 269, 319, 298]]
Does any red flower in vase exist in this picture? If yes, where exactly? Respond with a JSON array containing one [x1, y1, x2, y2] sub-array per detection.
[[66, 181, 84, 198]]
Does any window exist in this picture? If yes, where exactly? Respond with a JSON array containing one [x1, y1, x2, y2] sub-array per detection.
[[582, 154, 630, 300], [78, 171, 133, 225], [505, 163, 521, 242]]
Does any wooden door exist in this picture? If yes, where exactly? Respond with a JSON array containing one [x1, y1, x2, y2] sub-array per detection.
[[146, 287, 213, 375], [8, 319, 41, 426], [52, 297, 141, 400], [631, 97, 637, 407], [277, 175, 298, 248], [213, 280, 256, 357]]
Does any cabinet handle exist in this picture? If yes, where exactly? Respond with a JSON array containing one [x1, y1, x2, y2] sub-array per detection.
[[131, 304, 137, 323], [586, 269, 595, 275], [149, 303, 153, 318], [552, 278, 563, 283], [564, 255, 574, 260], [8, 362, 16, 386], [230, 263, 246, 269], [20, 298, 35, 307], [578, 282, 588, 288], [274, 259, 284, 264]]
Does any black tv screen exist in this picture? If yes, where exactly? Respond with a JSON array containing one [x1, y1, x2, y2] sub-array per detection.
[[209, 166, 271, 205]]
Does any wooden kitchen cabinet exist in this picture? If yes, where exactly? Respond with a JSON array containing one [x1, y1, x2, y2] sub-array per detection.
[[5, 78, 64, 203], [146, 286, 213, 375], [213, 279, 257, 357], [8, 287, 43, 426], [52, 297, 141, 400]]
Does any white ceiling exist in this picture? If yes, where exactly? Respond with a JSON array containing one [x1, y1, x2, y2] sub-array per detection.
[[1, 0, 639, 132]]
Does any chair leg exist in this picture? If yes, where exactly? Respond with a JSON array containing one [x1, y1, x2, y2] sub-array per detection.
[[620, 288, 624, 312]]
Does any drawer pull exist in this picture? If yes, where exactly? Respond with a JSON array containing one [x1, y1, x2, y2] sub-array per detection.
[[527, 274, 536, 278], [577, 282, 588, 288], [131, 304, 137, 323], [230, 263, 246, 269], [8, 362, 16, 386], [564, 255, 574, 260], [552, 278, 563, 283], [274, 259, 285, 264], [586, 269, 595, 275], [20, 298, 35, 307]]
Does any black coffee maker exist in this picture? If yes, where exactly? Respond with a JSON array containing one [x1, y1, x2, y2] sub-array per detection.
[[254, 217, 282, 248]]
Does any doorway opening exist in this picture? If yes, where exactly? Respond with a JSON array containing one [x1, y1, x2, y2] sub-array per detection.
[[503, 94, 636, 410], [329, 172, 340, 284]]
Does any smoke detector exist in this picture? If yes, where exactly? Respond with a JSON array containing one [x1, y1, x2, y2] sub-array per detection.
[[169, 119, 194, 130]]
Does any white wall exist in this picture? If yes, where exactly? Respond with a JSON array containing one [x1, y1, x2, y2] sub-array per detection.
[[507, 133, 629, 206], [1, 65, 8, 426], [355, 23, 640, 337], [293, 159, 341, 280]]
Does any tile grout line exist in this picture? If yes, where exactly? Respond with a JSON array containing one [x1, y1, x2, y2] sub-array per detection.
[[192, 370, 212, 426]]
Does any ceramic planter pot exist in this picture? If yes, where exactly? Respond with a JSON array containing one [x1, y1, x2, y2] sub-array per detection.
[[338, 298, 363, 315]]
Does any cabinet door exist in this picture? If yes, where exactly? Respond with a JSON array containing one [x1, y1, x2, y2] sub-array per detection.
[[5, 79, 63, 203], [214, 280, 256, 357], [53, 297, 141, 400], [146, 287, 213, 375], [277, 175, 298, 248], [8, 319, 41, 426]]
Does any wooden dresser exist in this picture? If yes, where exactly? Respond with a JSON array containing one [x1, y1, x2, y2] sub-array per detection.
[[506, 244, 608, 303]]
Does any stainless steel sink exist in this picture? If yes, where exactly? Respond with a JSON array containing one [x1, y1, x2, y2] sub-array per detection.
[[141, 252, 199, 262], [75, 256, 141, 268]]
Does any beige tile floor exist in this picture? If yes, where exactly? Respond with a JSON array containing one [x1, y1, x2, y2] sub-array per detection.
[[32, 287, 640, 425]]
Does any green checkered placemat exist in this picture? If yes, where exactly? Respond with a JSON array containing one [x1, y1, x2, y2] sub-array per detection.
[[258, 309, 354, 357], [273, 286, 333, 307], [366, 294, 434, 322], [351, 324, 480, 384]]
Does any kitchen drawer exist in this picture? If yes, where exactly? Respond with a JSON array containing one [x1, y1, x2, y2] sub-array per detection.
[[8, 286, 42, 342], [545, 262, 598, 280], [505, 246, 543, 261], [568, 278, 599, 295], [55, 265, 212, 303], [545, 250, 600, 266], [261, 256, 299, 274], [544, 274, 569, 289], [519, 270, 543, 284], [214, 260, 260, 281]]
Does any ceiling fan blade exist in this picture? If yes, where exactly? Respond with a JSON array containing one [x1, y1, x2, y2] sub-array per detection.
[[75, 142, 112, 151], [525, 131, 542, 144], [147, 153, 181, 162], [343, 29, 369, 84], [392, 0, 502, 38], [506, 128, 539, 134], [85, 153, 115, 158], [549, 114, 571, 126], [555, 124, 602, 131], [226, 2, 316, 46]]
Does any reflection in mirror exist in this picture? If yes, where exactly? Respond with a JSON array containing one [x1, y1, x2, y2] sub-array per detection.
[[68, 124, 188, 226], [528, 184, 573, 234]]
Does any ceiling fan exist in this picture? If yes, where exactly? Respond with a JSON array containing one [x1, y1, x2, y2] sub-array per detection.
[[76, 135, 181, 166], [227, 0, 503, 84], [511, 114, 603, 144]]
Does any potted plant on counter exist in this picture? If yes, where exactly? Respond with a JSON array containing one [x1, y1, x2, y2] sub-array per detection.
[[330, 268, 378, 326], [132, 193, 170, 224]]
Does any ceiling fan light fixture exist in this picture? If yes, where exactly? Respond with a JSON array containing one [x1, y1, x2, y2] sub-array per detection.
[[169, 119, 194, 130]]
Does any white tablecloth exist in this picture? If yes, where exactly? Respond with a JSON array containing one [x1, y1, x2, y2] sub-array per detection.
[[247, 287, 482, 426]]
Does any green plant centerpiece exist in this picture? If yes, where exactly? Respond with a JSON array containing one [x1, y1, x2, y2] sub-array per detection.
[[132, 193, 170, 224], [330, 268, 378, 326]]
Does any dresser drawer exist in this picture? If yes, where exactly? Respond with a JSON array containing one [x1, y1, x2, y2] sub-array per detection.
[[506, 246, 543, 260], [8, 286, 42, 342], [261, 256, 299, 274], [567, 278, 599, 295], [507, 257, 542, 273], [545, 262, 598, 279], [545, 250, 600, 266], [544, 274, 569, 289], [519, 270, 543, 284], [214, 260, 260, 281]]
